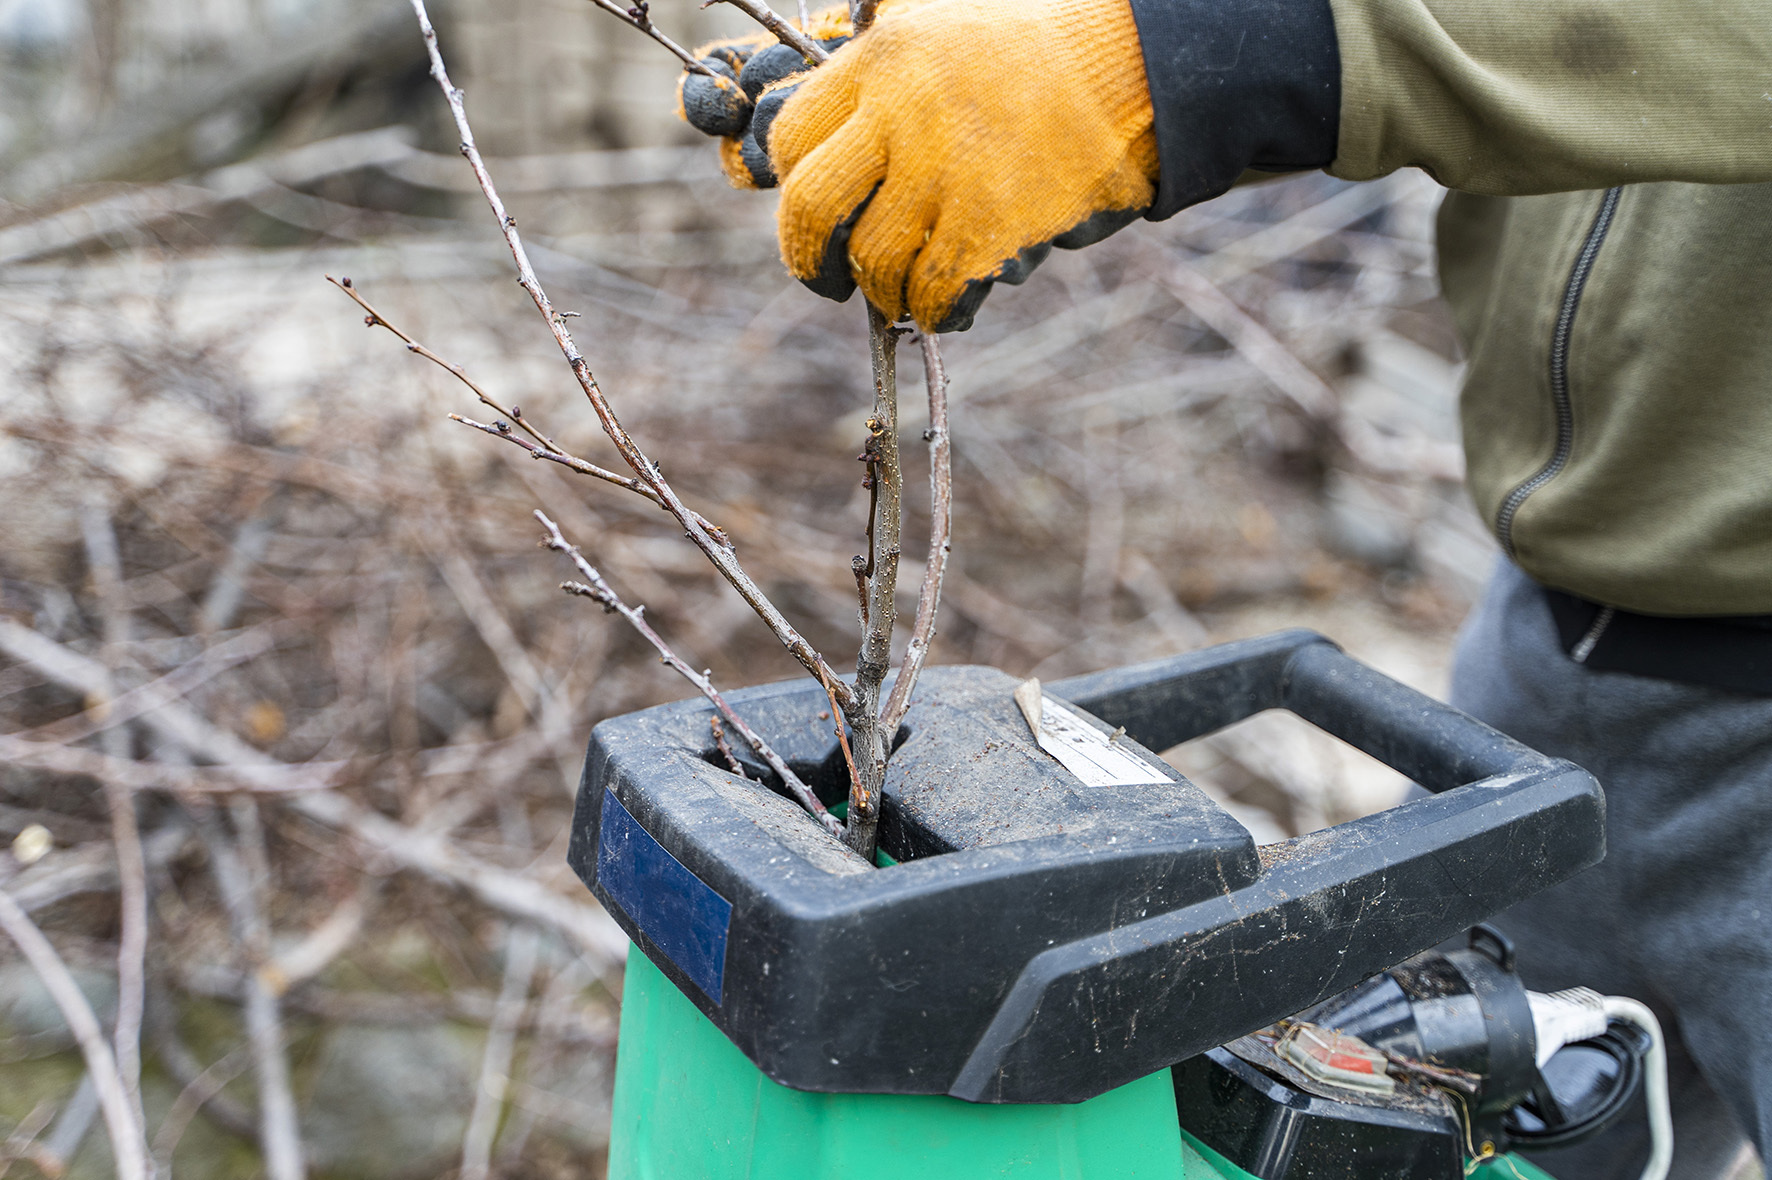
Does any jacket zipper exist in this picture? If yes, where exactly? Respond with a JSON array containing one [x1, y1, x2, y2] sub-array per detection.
[[1495, 186, 1624, 557], [1569, 605, 1615, 663]]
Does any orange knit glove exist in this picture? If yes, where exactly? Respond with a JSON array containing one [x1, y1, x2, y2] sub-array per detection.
[[768, 0, 1157, 331]]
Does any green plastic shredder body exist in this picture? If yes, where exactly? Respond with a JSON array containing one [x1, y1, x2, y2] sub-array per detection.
[[605, 951, 1561, 1180]]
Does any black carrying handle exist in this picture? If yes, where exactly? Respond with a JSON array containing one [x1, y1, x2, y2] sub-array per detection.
[[1047, 629, 1550, 795], [957, 631, 1603, 1103]]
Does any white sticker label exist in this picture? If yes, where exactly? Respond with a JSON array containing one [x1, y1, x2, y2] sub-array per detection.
[[1015, 683, 1173, 788]]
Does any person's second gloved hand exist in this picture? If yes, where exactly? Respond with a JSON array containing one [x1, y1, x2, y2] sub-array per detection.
[[677, 7, 857, 190], [764, 0, 1157, 332]]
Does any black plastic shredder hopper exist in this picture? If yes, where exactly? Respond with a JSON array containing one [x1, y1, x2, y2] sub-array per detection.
[[568, 629, 1604, 1106]]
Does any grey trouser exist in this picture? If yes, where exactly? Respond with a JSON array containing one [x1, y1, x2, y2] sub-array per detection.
[[1450, 560, 1772, 1180]]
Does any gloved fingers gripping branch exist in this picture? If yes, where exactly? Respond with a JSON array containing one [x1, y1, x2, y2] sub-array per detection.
[[768, 0, 1159, 332], [676, 8, 854, 189]]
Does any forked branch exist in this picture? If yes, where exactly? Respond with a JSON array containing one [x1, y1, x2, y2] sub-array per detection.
[[406, 0, 856, 715], [399, 0, 958, 855], [536, 511, 842, 837]]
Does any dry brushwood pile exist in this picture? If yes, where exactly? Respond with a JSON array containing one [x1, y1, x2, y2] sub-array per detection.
[[0, 3, 1494, 1176]]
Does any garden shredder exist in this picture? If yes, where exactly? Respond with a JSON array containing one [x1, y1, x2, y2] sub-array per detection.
[[569, 630, 1670, 1179]]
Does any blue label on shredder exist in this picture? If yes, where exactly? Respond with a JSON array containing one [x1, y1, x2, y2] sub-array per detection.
[[596, 790, 732, 1004]]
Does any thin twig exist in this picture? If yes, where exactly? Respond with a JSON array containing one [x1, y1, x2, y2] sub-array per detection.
[[450, 411, 725, 545], [149, 992, 261, 1143], [492, 957, 599, 1170], [709, 0, 831, 62], [8, 825, 192, 920], [460, 923, 539, 1180], [291, 790, 628, 966], [582, 0, 719, 74], [448, 414, 657, 500], [6, 620, 282, 749], [537, 510, 842, 836], [0, 1097, 58, 1180], [150, 1046, 253, 1169], [329, 277, 727, 531], [406, 0, 856, 715], [879, 334, 950, 734], [709, 716, 746, 777], [0, 890, 149, 1180], [815, 666, 862, 810], [330, 275, 557, 450]]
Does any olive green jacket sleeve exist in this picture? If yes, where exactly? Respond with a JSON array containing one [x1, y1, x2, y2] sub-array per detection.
[[1327, 0, 1772, 192]]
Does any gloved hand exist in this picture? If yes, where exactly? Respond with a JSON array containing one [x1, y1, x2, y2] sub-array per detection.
[[678, 0, 1157, 332], [776, 0, 1156, 332], [677, 7, 856, 190]]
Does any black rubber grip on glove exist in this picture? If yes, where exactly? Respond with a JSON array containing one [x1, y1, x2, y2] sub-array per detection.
[[739, 37, 850, 99], [931, 206, 1147, 333], [682, 59, 753, 138], [1128, 0, 1340, 219], [748, 82, 797, 153]]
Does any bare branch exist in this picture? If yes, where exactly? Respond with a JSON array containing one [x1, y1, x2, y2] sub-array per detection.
[[0, 890, 149, 1180], [710, 0, 831, 61], [2, 619, 282, 748], [538, 510, 842, 836], [267, 880, 377, 992], [880, 333, 951, 734], [849, 0, 882, 33], [405, 0, 856, 713], [841, 306, 902, 859], [6, 825, 192, 918], [293, 790, 628, 966], [448, 413, 664, 499], [1159, 262, 1463, 481], [151, 1046, 253, 1169], [190, 801, 304, 1180], [78, 501, 148, 1143], [0, 734, 341, 794]]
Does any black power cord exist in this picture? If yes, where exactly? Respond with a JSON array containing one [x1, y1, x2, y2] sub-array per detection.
[[1504, 1021, 1653, 1149]]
